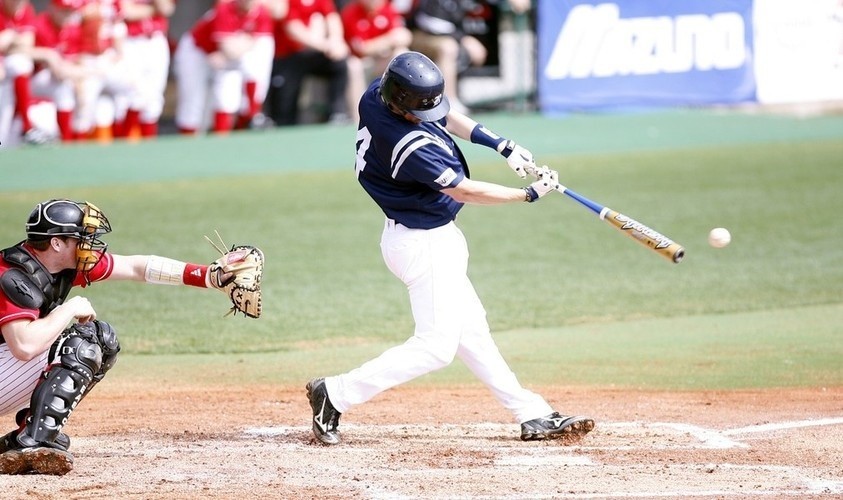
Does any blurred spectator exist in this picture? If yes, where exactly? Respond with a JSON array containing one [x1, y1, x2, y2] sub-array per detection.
[[28, 0, 88, 142], [173, 0, 274, 135], [340, 0, 410, 122], [0, 0, 52, 145], [265, 0, 350, 126], [407, 0, 488, 114], [75, 0, 140, 141], [116, 0, 175, 138]]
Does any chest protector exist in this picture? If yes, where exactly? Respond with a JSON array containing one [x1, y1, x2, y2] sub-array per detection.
[[0, 244, 77, 317]]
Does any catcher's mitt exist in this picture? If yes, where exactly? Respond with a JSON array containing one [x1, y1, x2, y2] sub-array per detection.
[[206, 234, 264, 319]]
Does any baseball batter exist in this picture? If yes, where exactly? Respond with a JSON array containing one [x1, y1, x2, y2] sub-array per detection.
[[0, 199, 262, 475], [306, 52, 594, 445]]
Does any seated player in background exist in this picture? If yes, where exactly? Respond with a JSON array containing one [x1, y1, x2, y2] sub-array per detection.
[[28, 0, 89, 142], [0, 0, 53, 145], [407, 0, 487, 114], [266, 0, 351, 126], [340, 0, 411, 123], [173, 0, 274, 135], [113, 0, 175, 139]]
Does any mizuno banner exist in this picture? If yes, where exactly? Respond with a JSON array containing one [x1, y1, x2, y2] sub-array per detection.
[[537, 0, 756, 112]]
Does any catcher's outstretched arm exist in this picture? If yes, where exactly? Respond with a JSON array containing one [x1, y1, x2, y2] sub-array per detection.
[[110, 254, 208, 287], [109, 244, 264, 319]]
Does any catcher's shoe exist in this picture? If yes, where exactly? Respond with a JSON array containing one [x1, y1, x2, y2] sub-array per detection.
[[520, 412, 595, 443], [306, 378, 342, 445], [5, 431, 71, 452], [8, 411, 72, 452]]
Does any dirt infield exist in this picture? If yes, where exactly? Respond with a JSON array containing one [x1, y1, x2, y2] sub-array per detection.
[[1, 385, 841, 499]]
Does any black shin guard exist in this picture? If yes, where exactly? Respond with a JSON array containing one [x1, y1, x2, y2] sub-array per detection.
[[17, 322, 115, 449]]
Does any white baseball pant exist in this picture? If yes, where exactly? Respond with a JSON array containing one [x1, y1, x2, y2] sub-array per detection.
[[0, 344, 48, 417], [0, 53, 33, 146], [76, 51, 139, 132], [173, 33, 245, 131], [238, 35, 274, 116], [122, 32, 170, 124], [324, 219, 554, 424]]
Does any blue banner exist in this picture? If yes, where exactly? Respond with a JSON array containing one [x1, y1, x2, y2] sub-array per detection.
[[537, 0, 756, 112]]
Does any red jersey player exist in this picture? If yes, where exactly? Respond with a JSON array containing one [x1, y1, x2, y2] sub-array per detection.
[[340, 0, 411, 122], [173, 0, 274, 134]]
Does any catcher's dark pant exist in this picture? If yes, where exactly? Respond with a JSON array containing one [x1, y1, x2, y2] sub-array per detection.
[[265, 49, 349, 126]]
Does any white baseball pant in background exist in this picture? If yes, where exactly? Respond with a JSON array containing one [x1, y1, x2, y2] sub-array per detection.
[[122, 32, 170, 125]]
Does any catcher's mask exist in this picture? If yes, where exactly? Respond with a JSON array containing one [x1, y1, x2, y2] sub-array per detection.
[[379, 51, 450, 122], [26, 199, 112, 274]]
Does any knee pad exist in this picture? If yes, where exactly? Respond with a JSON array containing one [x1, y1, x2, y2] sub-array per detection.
[[90, 320, 120, 383], [54, 320, 120, 383]]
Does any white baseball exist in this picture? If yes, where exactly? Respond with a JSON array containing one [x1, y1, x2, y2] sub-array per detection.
[[708, 227, 731, 248]]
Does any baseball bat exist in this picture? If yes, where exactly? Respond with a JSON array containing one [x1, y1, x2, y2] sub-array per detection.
[[554, 184, 685, 264]]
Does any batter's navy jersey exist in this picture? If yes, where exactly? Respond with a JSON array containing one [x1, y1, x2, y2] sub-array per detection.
[[355, 80, 470, 229]]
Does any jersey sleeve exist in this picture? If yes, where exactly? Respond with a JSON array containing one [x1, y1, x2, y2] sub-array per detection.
[[387, 130, 465, 191], [73, 252, 115, 287], [0, 295, 39, 329]]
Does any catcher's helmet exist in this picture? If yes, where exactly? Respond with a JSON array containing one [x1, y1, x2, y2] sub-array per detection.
[[26, 199, 112, 272], [380, 51, 450, 122]]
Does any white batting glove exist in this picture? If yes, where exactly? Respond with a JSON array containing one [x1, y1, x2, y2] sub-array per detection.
[[496, 140, 537, 179], [523, 166, 560, 202]]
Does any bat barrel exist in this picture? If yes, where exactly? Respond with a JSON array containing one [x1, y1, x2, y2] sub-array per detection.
[[603, 209, 685, 264], [552, 182, 685, 264]]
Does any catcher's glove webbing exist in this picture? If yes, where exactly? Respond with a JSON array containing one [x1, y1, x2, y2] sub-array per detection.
[[206, 233, 264, 318]]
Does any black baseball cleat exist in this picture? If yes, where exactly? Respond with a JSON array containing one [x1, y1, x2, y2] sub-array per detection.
[[520, 412, 595, 443], [306, 378, 342, 445], [9, 410, 71, 452], [4, 432, 71, 453]]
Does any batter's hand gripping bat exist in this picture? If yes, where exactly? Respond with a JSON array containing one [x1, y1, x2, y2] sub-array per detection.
[[552, 183, 685, 264]]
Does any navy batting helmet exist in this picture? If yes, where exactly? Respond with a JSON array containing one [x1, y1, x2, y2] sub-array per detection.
[[380, 51, 450, 122]]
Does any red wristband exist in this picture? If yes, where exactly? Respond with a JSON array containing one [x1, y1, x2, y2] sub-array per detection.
[[183, 264, 209, 288]]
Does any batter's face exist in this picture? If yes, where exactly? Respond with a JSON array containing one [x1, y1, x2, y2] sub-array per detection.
[[386, 102, 422, 124]]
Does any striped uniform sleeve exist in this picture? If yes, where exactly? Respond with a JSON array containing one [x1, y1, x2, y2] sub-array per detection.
[[389, 130, 461, 189]]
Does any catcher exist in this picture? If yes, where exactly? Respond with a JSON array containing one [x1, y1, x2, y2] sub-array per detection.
[[0, 199, 263, 475]]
